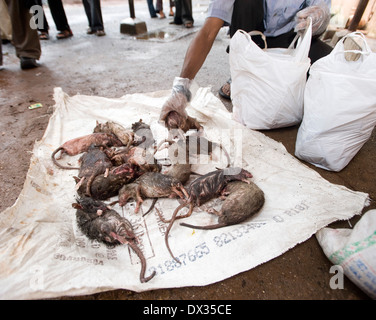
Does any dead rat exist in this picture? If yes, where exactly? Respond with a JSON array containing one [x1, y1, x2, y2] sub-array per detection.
[[51, 132, 123, 170], [74, 145, 113, 197], [180, 180, 265, 229], [154, 137, 192, 184], [158, 134, 230, 169], [132, 119, 155, 149], [117, 171, 189, 214], [161, 167, 253, 261], [140, 137, 195, 217], [75, 163, 136, 200], [93, 120, 135, 148], [165, 111, 203, 134], [110, 146, 161, 173], [154, 133, 231, 187], [73, 197, 156, 283], [164, 163, 192, 185], [139, 163, 192, 217]]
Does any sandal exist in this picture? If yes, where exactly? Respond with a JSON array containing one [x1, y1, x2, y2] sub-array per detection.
[[184, 21, 193, 28], [39, 32, 49, 40], [95, 30, 106, 37], [219, 79, 231, 100], [56, 29, 73, 39]]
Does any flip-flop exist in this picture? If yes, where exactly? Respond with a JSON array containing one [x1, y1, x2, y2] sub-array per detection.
[[184, 21, 193, 28], [39, 32, 49, 40], [218, 79, 231, 100], [56, 29, 73, 39]]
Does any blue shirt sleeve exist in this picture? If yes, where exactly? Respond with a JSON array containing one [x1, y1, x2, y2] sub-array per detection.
[[206, 0, 235, 26], [206, 0, 331, 36]]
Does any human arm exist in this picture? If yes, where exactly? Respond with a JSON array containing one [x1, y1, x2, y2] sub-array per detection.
[[180, 17, 225, 80], [159, 17, 224, 127]]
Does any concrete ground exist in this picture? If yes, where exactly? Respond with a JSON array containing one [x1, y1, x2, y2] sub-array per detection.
[[0, 0, 375, 300]]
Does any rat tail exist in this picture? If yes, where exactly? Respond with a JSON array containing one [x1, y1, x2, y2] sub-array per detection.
[[51, 147, 79, 170], [142, 198, 158, 217], [165, 201, 193, 263], [180, 222, 227, 230], [127, 240, 156, 283]]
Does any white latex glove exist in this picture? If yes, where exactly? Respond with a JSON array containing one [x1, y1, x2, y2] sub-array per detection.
[[159, 77, 192, 124], [295, 2, 330, 36]]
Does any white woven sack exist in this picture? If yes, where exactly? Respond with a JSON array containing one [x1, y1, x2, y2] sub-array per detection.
[[230, 19, 312, 130], [295, 32, 376, 172], [316, 210, 376, 299]]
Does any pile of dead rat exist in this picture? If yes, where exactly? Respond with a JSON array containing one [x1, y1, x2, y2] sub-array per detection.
[[51, 118, 265, 284]]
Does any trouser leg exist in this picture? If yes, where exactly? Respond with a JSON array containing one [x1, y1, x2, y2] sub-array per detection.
[[83, 0, 93, 28], [173, 0, 182, 24], [146, 0, 157, 17], [35, 0, 49, 32], [181, 0, 193, 24], [48, 0, 70, 31], [88, 0, 104, 31], [156, 0, 163, 12], [5, 0, 41, 59]]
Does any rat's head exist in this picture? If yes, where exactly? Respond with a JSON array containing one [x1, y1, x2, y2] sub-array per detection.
[[118, 183, 138, 206], [112, 163, 134, 177], [93, 120, 106, 133], [224, 167, 253, 183], [170, 178, 183, 189], [166, 111, 186, 130], [73, 196, 108, 213]]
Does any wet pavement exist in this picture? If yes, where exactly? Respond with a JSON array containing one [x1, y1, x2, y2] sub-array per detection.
[[0, 0, 375, 300]]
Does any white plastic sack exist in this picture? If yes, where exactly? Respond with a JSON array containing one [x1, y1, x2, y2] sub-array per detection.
[[0, 87, 369, 299], [316, 210, 376, 299], [295, 32, 376, 172], [230, 20, 312, 130]]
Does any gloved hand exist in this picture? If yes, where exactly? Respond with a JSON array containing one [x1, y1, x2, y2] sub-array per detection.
[[295, 2, 331, 37], [159, 77, 192, 126]]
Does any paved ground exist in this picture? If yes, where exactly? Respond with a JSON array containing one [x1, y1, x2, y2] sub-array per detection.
[[0, 0, 375, 300]]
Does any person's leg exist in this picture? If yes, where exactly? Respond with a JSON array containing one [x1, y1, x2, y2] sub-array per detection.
[[0, 39, 3, 69], [6, 0, 41, 68], [181, 0, 193, 27], [82, 0, 93, 31], [0, 0, 12, 41], [146, 0, 157, 18], [173, 0, 182, 25], [36, 0, 49, 31], [90, 0, 105, 33], [83, 0, 105, 35], [48, 0, 70, 32], [156, 0, 165, 18], [48, 0, 73, 39], [169, 0, 174, 16]]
